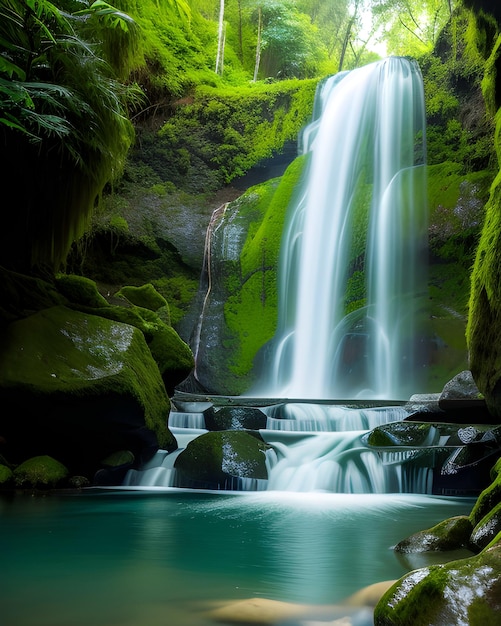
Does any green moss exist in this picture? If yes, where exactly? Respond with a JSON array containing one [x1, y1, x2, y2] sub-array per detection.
[[396, 515, 473, 552], [13, 455, 68, 489], [0, 306, 172, 450], [0, 267, 65, 326], [481, 33, 501, 116], [0, 464, 13, 485], [466, 146, 501, 410], [117, 283, 168, 313], [367, 422, 433, 447], [470, 471, 501, 527], [174, 431, 270, 486], [224, 157, 307, 379], [101, 450, 135, 467], [153, 80, 316, 192], [55, 274, 109, 308], [376, 568, 447, 624]]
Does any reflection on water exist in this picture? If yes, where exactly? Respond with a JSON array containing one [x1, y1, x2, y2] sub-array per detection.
[[0, 490, 474, 626]]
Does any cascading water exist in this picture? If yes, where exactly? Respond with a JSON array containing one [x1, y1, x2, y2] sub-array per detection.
[[123, 58, 467, 496], [253, 56, 428, 401]]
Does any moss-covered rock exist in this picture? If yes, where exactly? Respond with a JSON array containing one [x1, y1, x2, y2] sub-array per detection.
[[189, 157, 306, 394], [471, 501, 501, 550], [174, 430, 271, 489], [467, 30, 501, 419], [13, 455, 68, 489], [117, 283, 168, 313], [395, 516, 474, 553], [374, 542, 501, 625], [55, 274, 109, 308], [0, 464, 13, 486], [69, 299, 194, 394], [204, 406, 267, 431], [0, 305, 175, 480], [0, 266, 66, 326], [469, 457, 501, 525]]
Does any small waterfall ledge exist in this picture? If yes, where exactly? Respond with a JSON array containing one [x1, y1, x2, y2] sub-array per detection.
[[122, 399, 494, 496]]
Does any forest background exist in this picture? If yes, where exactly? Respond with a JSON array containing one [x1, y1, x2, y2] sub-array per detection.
[[1, 0, 499, 392]]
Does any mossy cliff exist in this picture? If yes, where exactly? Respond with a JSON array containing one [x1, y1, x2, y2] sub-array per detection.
[[467, 26, 501, 417], [189, 157, 307, 394]]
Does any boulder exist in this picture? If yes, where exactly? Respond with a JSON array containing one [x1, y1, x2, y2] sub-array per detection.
[[174, 430, 271, 489], [13, 455, 68, 489], [204, 405, 267, 431], [77, 300, 194, 395], [470, 502, 501, 551], [0, 305, 176, 481], [394, 516, 473, 553], [374, 542, 501, 625]]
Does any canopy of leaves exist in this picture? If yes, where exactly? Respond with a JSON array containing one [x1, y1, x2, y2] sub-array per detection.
[[0, 0, 138, 270]]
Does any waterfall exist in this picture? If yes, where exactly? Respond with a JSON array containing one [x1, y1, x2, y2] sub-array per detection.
[[253, 56, 428, 401], [122, 59, 447, 495]]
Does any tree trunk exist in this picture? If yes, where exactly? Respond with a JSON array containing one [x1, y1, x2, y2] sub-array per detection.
[[215, 0, 225, 75], [253, 5, 262, 82]]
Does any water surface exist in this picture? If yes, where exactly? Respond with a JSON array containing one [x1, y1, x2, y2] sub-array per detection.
[[1, 489, 474, 626]]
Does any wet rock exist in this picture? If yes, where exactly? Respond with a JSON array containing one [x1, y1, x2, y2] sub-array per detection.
[[204, 406, 267, 431], [470, 502, 501, 551], [366, 421, 501, 496], [374, 542, 501, 625], [470, 457, 501, 526], [439, 370, 483, 405], [174, 430, 270, 489], [394, 515, 473, 553]]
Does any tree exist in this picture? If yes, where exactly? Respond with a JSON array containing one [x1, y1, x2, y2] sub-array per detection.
[[0, 0, 139, 271], [254, 0, 326, 79], [371, 0, 458, 56], [215, 0, 225, 74]]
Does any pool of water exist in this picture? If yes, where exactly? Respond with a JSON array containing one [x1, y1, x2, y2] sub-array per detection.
[[0, 489, 475, 626]]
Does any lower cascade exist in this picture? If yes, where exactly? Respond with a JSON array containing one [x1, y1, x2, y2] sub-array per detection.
[[122, 399, 497, 495]]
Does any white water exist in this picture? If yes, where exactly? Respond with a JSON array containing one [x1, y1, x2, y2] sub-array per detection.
[[253, 56, 428, 400]]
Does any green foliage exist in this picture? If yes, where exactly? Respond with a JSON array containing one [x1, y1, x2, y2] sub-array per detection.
[[0, 465, 13, 485], [111, 0, 217, 99], [151, 276, 198, 326], [150, 79, 316, 191], [0, 0, 137, 270]]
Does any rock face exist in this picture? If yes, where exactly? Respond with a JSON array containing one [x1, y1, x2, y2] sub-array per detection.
[[186, 162, 302, 395], [0, 305, 176, 482], [466, 22, 501, 418]]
